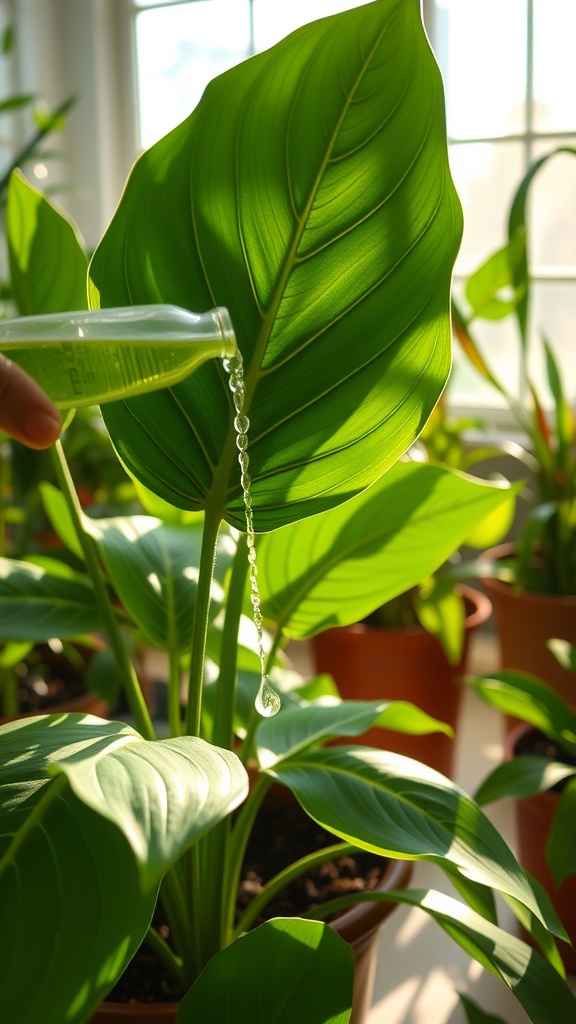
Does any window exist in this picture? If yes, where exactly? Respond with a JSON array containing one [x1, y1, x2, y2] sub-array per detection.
[[428, 0, 576, 411]]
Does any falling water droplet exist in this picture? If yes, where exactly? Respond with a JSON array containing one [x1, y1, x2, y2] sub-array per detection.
[[223, 348, 281, 718], [255, 676, 282, 718]]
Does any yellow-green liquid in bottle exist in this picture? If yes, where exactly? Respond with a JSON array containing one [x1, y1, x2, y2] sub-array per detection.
[[0, 304, 236, 409]]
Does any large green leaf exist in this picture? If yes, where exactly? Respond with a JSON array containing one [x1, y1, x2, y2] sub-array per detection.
[[0, 713, 250, 1022], [265, 746, 566, 938], [6, 168, 88, 315], [257, 461, 515, 638], [89, 1, 461, 532], [0, 555, 102, 640], [0, 713, 249, 890], [177, 918, 353, 1024], [85, 513, 236, 652]]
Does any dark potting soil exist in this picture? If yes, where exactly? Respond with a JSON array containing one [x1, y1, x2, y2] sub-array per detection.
[[515, 728, 576, 789], [106, 791, 385, 1004], [13, 647, 91, 714]]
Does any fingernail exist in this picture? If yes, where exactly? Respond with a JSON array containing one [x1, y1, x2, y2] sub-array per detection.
[[23, 409, 62, 447]]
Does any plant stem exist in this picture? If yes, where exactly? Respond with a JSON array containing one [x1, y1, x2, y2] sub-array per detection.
[[192, 539, 249, 965], [0, 666, 17, 718], [50, 440, 155, 741], [233, 841, 361, 938], [167, 647, 182, 737], [185, 505, 222, 737], [299, 889, 400, 921], [212, 536, 248, 750], [144, 926, 185, 989], [221, 772, 273, 945]]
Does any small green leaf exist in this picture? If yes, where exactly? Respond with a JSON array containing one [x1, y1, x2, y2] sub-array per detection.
[[6, 169, 88, 315], [40, 481, 83, 559], [256, 698, 451, 769], [177, 918, 353, 1024], [547, 780, 576, 887], [458, 991, 514, 1024], [0, 556, 101, 640], [465, 231, 526, 321], [466, 672, 576, 756], [474, 757, 576, 806]]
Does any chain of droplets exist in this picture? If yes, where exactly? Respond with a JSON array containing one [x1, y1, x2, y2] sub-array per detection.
[[222, 352, 281, 718]]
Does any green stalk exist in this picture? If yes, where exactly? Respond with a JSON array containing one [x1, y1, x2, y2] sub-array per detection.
[[193, 539, 249, 965], [167, 647, 182, 737], [185, 505, 222, 737], [233, 841, 360, 938], [144, 926, 185, 990], [50, 440, 155, 741], [221, 772, 273, 945], [212, 537, 249, 749], [0, 666, 17, 718]]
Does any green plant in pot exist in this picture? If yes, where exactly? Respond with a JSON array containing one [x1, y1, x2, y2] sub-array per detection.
[[453, 146, 576, 700], [466, 644, 576, 976], [1, 4, 576, 1023]]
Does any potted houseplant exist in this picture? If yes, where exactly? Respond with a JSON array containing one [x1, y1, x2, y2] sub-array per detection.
[[466, 647, 576, 974], [0, 4, 575, 1023], [453, 146, 576, 703]]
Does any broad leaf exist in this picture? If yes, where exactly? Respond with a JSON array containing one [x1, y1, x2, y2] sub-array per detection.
[[89, 1, 461, 532], [178, 918, 353, 1024], [256, 698, 451, 769], [309, 888, 576, 1024], [0, 555, 101, 640], [257, 461, 515, 638], [6, 168, 88, 315], [265, 746, 566, 938], [0, 772, 155, 1024], [0, 713, 248, 890], [0, 716, 158, 1024], [86, 514, 236, 651]]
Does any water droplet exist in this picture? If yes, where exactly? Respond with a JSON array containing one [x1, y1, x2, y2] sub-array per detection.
[[255, 676, 281, 718]]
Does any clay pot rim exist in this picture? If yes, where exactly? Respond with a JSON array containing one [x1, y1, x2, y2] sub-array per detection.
[[318, 583, 491, 640], [482, 543, 576, 605]]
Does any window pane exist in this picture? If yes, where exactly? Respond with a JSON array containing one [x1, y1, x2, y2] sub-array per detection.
[[135, 0, 251, 149], [529, 282, 576, 403], [450, 141, 525, 274], [531, 143, 576, 272], [253, 0, 369, 52], [533, 0, 576, 132], [433, 0, 527, 140]]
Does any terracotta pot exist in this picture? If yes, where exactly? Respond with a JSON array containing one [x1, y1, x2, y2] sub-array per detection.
[[483, 544, 576, 709], [506, 723, 576, 973], [91, 857, 412, 1024], [311, 584, 491, 778]]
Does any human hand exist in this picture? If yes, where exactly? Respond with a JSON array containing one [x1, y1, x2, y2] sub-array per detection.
[[0, 353, 62, 448]]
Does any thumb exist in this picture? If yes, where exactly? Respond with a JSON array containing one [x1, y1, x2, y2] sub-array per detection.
[[0, 353, 62, 449]]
